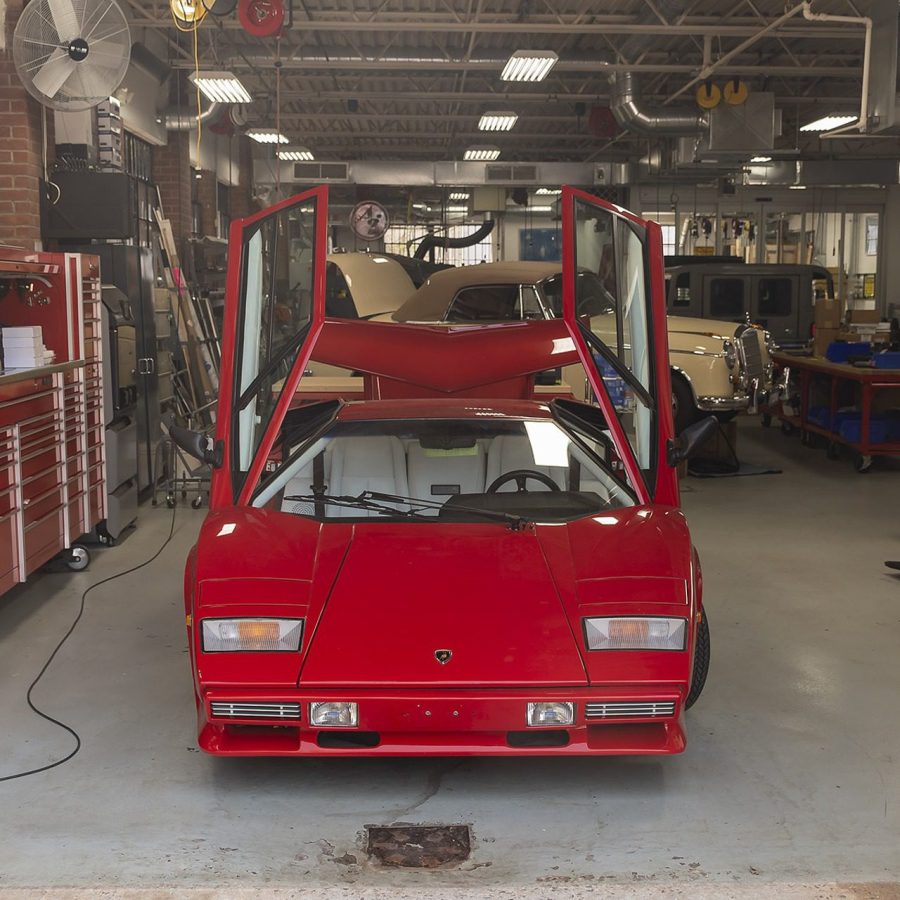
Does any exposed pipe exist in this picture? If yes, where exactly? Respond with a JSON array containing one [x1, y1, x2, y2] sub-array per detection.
[[610, 72, 706, 135], [801, 2, 872, 135], [413, 218, 495, 260], [165, 101, 221, 131]]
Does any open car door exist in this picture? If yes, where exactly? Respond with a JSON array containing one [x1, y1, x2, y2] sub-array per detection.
[[211, 186, 328, 508], [561, 187, 678, 507]]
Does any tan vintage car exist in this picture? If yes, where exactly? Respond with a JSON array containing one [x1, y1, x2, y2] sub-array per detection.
[[391, 261, 773, 432]]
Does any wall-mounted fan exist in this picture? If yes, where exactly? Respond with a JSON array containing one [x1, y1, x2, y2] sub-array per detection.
[[350, 201, 389, 242], [13, 0, 132, 111]]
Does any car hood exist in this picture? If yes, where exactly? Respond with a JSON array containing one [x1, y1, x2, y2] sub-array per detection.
[[193, 506, 693, 688], [667, 315, 740, 339]]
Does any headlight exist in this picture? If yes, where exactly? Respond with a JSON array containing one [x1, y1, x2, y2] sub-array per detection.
[[723, 339, 737, 369], [310, 701, 358, 727], [583, 617, 686, 651], [201, 618, 304, 652], [527, 701, 574, 727]]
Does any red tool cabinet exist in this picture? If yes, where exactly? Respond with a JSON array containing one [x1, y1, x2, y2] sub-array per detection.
[[0, 250, 106, 596]]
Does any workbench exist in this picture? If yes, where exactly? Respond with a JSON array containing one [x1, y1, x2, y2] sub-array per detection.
[[771, 351, 900, 472]]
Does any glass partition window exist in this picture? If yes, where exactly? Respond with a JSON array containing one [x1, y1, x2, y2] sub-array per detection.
[[234, 198, 318, 474], [708, 277, 744, 319]]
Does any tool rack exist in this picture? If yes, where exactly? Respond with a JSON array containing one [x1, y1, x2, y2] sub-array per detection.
[[0, 251, 106, 597]]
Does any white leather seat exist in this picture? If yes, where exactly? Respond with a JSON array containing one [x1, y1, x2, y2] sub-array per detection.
[[485, 434, 567, 492], [407, 441, 486, 512], [328, 436, 409, 517]]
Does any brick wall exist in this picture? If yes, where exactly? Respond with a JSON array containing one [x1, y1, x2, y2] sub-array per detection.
[[0, 0, 49, 249], [151, 130, 191, 248], [196, 169, 217, 237], [229, 134, 254, 220]]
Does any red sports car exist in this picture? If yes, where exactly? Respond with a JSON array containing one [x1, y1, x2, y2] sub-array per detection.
[[175, 186, 714, 757]]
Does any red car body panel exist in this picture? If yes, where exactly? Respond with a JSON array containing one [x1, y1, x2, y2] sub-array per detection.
[[185, 186, 706, 757]]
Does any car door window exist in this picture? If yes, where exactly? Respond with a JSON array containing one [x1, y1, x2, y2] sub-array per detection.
[[673, 271, 691, 308], [707, 277, 745, 318], [757, 277, 793, 317], [518, 285, 545, 319]]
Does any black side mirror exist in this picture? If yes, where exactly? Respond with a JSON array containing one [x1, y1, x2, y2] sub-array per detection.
[[667, 416, 718, 467], [170, 424, 224, 469]]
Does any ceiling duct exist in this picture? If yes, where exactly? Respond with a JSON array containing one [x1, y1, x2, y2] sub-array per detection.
[[610, 72, 707, 136], [165, 101, 220, 131]]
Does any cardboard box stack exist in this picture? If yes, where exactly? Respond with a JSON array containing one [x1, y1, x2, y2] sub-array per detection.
[[2, 326, 54, 369], [813, 296, 843, 357]]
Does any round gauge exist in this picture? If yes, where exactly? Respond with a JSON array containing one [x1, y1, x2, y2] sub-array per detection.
[[349, 201, 389, 241]]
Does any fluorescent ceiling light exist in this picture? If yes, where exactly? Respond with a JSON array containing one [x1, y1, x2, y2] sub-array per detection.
[[478, 111, 518, 132], [528, 205, 554, 212], [277, 147, 315, 161], [789, 185, 807, 190], [750, 156, 772, 163], [447, 205, 470, 213], [463, 146, 501, 161], [189, 71, 252, 104], [449, 191, 469, 201], [247, 129, 289, 144], [536, 187, 562, 195], [800, 114, 857, 133], [501, 50, 558, 82]]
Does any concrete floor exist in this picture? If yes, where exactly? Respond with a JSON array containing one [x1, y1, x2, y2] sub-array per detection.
[[0, 420, 899, 898]]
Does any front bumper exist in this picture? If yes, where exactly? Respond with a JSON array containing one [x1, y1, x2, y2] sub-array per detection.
[[197, 686, 686, 757], [696, 394, 751, 412]]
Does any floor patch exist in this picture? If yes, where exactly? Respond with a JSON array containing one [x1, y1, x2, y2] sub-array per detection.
[[365, 824, 471, 868]]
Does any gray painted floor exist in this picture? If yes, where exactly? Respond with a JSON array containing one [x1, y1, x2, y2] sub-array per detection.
[[0, 420, 898, 897]]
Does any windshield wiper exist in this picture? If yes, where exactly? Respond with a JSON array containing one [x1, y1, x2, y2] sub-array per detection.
[[362, 491, 528, 531], [283, 493, 433, 520]]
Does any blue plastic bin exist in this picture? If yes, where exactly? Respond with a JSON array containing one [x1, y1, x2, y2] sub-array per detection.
[[825, 341, 871, 363], [874, 352, 900, 369], [837, 413, 891, 445], [806, 406, 832, 429]]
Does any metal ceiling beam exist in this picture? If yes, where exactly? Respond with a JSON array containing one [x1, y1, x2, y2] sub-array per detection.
[[170, 59, 858, 78], [125, 15, 854, 39]]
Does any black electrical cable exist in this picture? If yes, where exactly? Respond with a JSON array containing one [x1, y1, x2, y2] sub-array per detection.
[[0, 502, 179, 783]]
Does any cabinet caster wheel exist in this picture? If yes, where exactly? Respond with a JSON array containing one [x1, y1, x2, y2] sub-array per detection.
[[166, 493, 176, 508], [854, 454, 873, 473], [781, 421, 795, 436], [66, 545, 90, 572], [191, 495, 203, 509], [826, 442, 840, 460], [761, 413, 772, 428]]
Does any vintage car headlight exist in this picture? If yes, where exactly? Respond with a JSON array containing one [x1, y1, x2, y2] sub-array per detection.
[[201, 618, 304, 652], [722, 339, 737, 370], [583, 616, 686, 651]]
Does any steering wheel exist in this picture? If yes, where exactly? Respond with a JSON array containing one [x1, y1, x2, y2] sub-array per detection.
[[487, 469, 560, 494]]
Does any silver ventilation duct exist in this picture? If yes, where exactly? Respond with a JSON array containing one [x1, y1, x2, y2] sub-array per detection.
[[610, 72, 707, 136], [165, 101, 221, 131]]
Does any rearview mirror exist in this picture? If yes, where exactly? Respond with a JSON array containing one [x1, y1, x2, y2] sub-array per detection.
[[169, 424, 224, 469], [667, 416, 718, 467]]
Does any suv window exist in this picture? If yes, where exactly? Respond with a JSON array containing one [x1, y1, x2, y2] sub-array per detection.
[[758, 277, 793, 317], [673, 271, 691, 308], [708, 277, 745, 318], [445, 284, 520, 321]]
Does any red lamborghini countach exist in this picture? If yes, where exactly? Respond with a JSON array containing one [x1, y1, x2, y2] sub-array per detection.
[[175, 186, 715, 757]]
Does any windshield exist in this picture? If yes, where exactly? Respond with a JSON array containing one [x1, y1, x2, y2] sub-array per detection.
[[254, 415, 635, 521]]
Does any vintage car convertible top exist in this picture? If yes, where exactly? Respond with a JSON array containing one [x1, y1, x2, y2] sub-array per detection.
[[176, 186, 713, 757]]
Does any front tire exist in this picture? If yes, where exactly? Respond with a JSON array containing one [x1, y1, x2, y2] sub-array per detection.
[[685, 609, 710, 710], [672, 375, 699, 435]]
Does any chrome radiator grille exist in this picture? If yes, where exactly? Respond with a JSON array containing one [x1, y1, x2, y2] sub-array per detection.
[[210, 701, 301, 720], [738, 328, 765, 381], [585, 701, 676, 719]]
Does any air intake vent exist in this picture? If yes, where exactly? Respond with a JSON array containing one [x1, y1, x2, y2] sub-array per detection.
[[293, 162, 349, 182], [585, 701, 676, 719], [485, 163, 539, 183], [210, 701, 301, 720]]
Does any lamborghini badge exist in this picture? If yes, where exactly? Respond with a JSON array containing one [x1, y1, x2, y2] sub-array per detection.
[[434, 649, 452, 664]]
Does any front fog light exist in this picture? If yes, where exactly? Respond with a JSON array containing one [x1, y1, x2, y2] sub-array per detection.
[[310, 701, 358, 727], [527, 701, 574, 727], [201, 617, 303, 652], [584, 616, 686, 651]]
